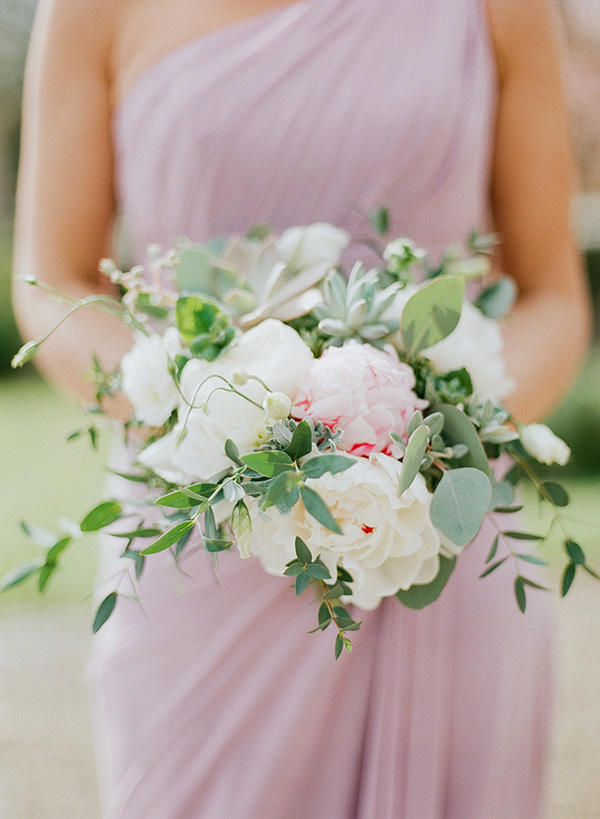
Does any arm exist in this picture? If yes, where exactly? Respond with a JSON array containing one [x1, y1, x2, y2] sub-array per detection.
[[12, 0, 132, 416], [487, 0, 593, 422]]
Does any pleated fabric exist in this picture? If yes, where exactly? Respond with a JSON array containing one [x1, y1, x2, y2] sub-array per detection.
[[86, 1, 553, 816]]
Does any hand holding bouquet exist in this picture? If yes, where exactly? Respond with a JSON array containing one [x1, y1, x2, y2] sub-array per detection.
[[6, 211, 596, 657]]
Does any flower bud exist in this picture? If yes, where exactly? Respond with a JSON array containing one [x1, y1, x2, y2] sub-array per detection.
[[263, 391, 293, 420], [519, 423, 571, 466]]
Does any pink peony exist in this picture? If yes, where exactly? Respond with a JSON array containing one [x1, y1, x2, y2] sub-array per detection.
[[293, 341, 427, 457]]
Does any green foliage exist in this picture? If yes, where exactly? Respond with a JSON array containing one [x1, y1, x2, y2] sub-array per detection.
[[396, 555, 456, 609], [400, 276, 464, 357], [430, 467, 492, 547], [475, 276, 517, 319], [398, 424, 429, 496], [92, 592, 117, 633], [139, 520, 195, 555], [175, 295, 235, 360]]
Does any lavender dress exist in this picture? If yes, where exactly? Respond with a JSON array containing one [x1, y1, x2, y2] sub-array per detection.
[[86, 1, 553, 816]]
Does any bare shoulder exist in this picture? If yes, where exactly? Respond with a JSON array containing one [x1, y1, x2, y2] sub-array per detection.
[[485, 0, 565, 81]]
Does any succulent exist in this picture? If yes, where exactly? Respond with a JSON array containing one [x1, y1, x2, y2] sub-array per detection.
[[313, 263, 403, 347]]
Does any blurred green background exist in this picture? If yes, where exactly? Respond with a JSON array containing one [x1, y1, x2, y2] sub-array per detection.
[[0, 1, 598, 608]]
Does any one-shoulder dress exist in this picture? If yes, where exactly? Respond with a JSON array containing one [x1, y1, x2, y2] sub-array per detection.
[[86, 1, 553, 816]]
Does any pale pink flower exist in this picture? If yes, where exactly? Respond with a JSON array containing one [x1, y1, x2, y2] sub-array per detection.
[[293, 341, 427, 457]]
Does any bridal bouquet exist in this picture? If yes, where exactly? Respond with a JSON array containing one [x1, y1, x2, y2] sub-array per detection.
[[6, 210, 597, 657]]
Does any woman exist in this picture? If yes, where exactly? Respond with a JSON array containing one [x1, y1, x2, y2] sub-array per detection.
[[12, 0, 592, 817]]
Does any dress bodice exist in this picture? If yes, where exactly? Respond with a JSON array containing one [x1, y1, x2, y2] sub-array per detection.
[[112, 0, 497, 265]]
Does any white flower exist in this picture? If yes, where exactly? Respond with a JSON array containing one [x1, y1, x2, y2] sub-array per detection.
[[246, 453, 443, 610], [121, 328, 181, 427], [385, 285, 515, 404], [263, 391, 293, 420], [275, 223, 351, 272], [383, 238, 426, 268], [520, 423, 571, 466], [138, 320, 314, 482]]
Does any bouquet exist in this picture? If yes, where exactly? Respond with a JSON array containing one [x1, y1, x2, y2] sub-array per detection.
[[6, 210, 597, 658]]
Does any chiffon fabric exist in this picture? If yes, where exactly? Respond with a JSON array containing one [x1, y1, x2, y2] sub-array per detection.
[[86, 0, 553, 816]]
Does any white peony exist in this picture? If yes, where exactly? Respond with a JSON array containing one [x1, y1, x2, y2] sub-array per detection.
[[275, 223, 351, 272], [138, 320, 314, 482], [246, 453, 443, 610], [520, 423, 571, 466], [121, 328, 181, 427], [385, 285, 515, 404]]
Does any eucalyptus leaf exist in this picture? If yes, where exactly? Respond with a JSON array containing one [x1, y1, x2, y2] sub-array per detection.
[[430, 468, 492, 547], [295, 536, 313, 564], [395, 555, 456, 609], [437, 405, 491, 475], [475, 276, 517, 319], [565, 539, 585, 565], [561, 563, 576, 597], [155, 483, 218, 508], [0, 560, 43, 592], [542, 481, 569, 508], [400, 277, 464, 356], [514, 577, 527, 613]]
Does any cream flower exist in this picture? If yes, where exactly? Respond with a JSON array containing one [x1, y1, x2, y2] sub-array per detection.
[[246, 453, 443, 610], [121, 327, 181, 427], [138, 320, 314, 482]]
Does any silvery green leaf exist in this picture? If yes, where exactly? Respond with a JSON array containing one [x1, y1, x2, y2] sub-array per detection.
[[424, 412, 444, 436], [324, 271, 348, 318], [346, 298, 369, 330], [430, 467, 492, 547], [221, 287, 257, 315], [480, 399, 495, 427], [482, 426, 520, 444], [475, 276, 517, 319], [400, 277, 464, 356], [223, 481, 245, 503], [318, 318, 352, 337], [437, 404, 491, 475], [272, 422, 293, 446], [359, 324, 389, 340], [407, 410, 424, 437], [398, 425, 429, 496]]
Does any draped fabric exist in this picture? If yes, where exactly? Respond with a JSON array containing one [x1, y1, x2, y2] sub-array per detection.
[[86, 1, 553, 816]]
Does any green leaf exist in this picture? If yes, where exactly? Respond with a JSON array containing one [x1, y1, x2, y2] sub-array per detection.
[[38, 563, 56, 593], [225, 438, 244, 466], [241, 450, 294, 477], [45, 536, 72, 564], [475, 276, 517, 319], [395, 555, 456, 609], [0, 559, 44, 592], [480, 556, 509, 578], [485, 534, 499, 563], [398, 425, 429, 496], [204, 538, 233, 552], [295, 572, 311, 596], [80, 501, 122, 532], [430, 467, 492, 547], [285, 421, 313, 461], [301, 454, 355, 479], [300, 485, 342, 534], [322, 583, 344, 600], [502, 531, 545, 541], [204, 507, 217, 540], [305, 562, 332, 580], [542, 481, 569, 508], [155, 483, 218, 508], [437, 405, 491, 475], [400, 277, 464, 356], [139, 520, 195, 555], [261, 470, 303, 510], [284, 561, 305, 576], [514, 577, 527, 613], [93, 592, 118, 633], [561, 563, 576, 597], [177, 247, 239, 297], [295, 536, 313, 564], [489, 478, 515, 511], [565, 539, 585, 565], [176, 295, 218, 343], [334, 632, 344, 660]]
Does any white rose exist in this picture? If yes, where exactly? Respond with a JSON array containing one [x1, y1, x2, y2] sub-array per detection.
[[385, 286, 515, 404], [275, 223, 351, 272], [138, 320, 314, 482], [263, 391, 293, 420], [246, 453, 443, 610], [120, 328, 181, 427], [519, 423, 571, 466]]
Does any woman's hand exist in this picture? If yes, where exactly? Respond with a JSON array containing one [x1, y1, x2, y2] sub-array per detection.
[[487, 0, 593, 422], [11, 0, 133, 418]]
